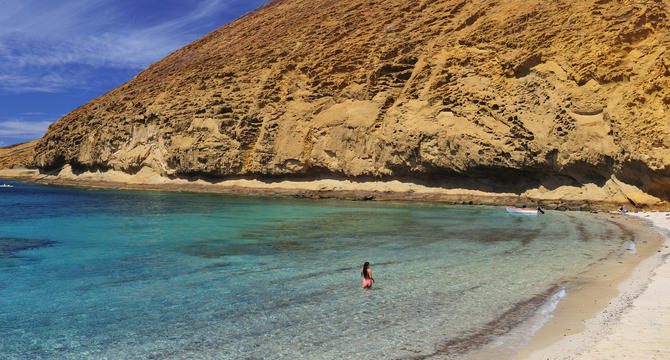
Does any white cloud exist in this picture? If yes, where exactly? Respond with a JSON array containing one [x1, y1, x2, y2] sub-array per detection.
[[0, 119, 52, 138], [0, 0, 254, 93], [0, 74, 81, 93]]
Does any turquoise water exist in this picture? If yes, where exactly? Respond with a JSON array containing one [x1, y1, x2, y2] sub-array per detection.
[[0, 180, 629, 359]]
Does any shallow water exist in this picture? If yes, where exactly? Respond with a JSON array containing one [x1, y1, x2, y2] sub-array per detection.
[[0, 181, 629, 359]]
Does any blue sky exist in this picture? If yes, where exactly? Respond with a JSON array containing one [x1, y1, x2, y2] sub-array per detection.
[[0, 0, 268, 146]]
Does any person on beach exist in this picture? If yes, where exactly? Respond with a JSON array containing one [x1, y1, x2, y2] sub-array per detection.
[[361, 262, 374, 289]]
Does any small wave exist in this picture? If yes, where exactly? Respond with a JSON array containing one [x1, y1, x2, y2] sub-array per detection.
[[530, 287, 566, 333], [453, 287, 567, 360]]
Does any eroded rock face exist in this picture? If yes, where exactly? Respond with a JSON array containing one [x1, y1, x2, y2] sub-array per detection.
[[34, 0, 670, 198]]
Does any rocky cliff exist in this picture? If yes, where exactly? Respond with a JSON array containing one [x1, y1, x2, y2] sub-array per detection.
[[0, 140, 37, 169], [34, 0, 670, 200]]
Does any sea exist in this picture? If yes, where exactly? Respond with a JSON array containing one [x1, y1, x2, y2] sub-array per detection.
[[0, 180, 632, 359]]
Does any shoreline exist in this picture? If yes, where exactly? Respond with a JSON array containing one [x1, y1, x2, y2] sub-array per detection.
[[514, 213, 670, 359], [7, 170, 670, 358], [3, 173, 670, 357], [458, 213, 665, 360], [0, 167, 667, 211]]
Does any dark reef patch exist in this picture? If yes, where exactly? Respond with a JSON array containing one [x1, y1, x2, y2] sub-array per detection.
[[0, 237, 56, 258]]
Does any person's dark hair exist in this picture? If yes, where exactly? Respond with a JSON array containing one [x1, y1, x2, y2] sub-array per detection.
[[361, 262, 371, 279]]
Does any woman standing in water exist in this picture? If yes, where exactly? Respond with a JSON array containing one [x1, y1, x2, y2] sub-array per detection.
[[361, 262, 374, 289]]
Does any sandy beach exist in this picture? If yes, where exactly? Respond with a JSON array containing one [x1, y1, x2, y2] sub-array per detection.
[[519, 212, 670, 359]]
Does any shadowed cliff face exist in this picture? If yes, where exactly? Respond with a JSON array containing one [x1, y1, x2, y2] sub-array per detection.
[[33, 0, 670, 198]]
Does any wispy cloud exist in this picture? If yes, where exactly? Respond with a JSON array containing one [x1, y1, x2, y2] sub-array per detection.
[[0, 74, 81, 93], [0, 0, 258, 93], [0, 119, 51, 138]]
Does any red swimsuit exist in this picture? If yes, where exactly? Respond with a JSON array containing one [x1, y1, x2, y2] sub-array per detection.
[[361, 269, 373, 288]]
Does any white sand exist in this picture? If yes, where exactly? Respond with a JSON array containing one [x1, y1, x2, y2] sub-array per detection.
[[524, 212, 670, 359]]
